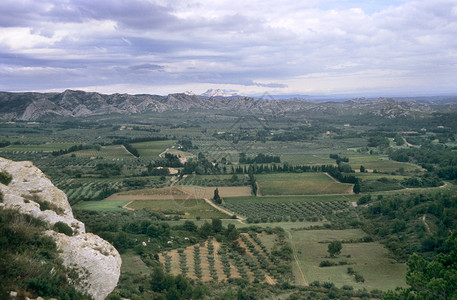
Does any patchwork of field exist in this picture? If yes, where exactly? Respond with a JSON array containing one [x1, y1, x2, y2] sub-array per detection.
[[126, 199, 230, 219], [256, 173, 353, 195], [287, 229, 407, 290]]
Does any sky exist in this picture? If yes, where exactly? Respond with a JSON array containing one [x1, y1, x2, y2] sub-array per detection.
[[1, 0, 457, 97]]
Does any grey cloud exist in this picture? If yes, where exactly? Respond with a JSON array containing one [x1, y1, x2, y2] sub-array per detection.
[[128, 64, 164, 71]]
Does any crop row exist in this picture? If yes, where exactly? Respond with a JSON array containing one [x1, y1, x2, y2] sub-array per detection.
[[52, 178, 121, 205], [160, 236, 279, 284], [223, 200, 349, 223]]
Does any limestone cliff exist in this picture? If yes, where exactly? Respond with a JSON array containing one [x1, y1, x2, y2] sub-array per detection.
[[0, 157, 121, 300]]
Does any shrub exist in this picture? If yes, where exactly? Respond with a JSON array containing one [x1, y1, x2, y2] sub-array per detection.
[[319, 260, 337, 267], [323, 282, 335, 289], [53, 222, 73, 236], [0, 171, 12, 185], [32, 196, 65, 215], [355, 274, 365, 282]]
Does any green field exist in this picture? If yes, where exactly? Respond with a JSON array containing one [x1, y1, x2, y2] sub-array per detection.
[[347, 154, 422, 173], [127, 199, 230, 219], [285, 229, 407, 290], [73, 200, 131, 211], [0, 142, 76, 152], [131, 140, 176, 157], [121, 250, 151, 274], [256, 173, 353, 195]]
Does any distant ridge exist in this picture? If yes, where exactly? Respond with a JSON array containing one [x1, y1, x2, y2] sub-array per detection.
[[0, 89, 451, 121]]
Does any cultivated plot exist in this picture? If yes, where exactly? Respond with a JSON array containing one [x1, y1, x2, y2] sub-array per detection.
[[287, 229, 407, 290], [256, 173, 353, 195]]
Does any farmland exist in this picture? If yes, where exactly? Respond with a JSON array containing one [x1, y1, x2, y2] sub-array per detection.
[[222, 200, 352, 223], [157, 233, 284, 284], [346, 154, 422, 173], [256, 173, 353, 195], [2, 100, 456, 299], [131, 140, 176, 157], [286, 229, 407, 290], [126, 199, 230, 219]]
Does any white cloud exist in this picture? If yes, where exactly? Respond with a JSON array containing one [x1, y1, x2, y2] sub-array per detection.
[[1, 0, 457, 96]]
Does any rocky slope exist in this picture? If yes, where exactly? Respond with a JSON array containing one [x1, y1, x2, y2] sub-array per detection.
[[0, 157, 121, 300], [0, 90, 439, 121]]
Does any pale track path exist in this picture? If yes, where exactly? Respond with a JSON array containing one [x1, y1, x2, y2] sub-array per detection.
[[286, 230, 308, 286], [121, 144, 137, 158], [324, 172, 340, 183], [123, 201, 135, 210], [203, 198, 245, 223], [422, 214, 432, 234]]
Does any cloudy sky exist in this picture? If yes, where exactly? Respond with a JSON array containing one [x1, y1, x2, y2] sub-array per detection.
[[1, 0, 457, 96]]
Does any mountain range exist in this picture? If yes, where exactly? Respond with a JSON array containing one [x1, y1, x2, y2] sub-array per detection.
[[0, 89, 455, 121]]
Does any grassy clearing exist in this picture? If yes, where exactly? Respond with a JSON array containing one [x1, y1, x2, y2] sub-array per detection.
[[131, 140, 175, 157], [287, 229, 407, 290], [121, 250, 151, 274], [347, 154, 421, 173], [126, 199, 230, 219], [256, 173, 353, 195], [73, 200, 130, 211]]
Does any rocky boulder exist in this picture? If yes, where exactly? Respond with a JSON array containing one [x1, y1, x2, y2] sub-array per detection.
[[0, 157, 121, 300]]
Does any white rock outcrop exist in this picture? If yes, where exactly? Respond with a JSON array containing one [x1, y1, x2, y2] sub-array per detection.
[[0, 157, 121, 300]]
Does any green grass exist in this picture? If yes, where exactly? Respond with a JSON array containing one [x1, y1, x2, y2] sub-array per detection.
[[73, 200, 131, 211], [121, 250, 151, 274], [347, 154, 421, 173], [256, 173, 353, 195], [131, 140, 176, 157], [127, 199, 230, 219], [287, 229, 407, 290]]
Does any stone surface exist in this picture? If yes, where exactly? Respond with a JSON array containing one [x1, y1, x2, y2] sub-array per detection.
[[0, 157, 121, 300]]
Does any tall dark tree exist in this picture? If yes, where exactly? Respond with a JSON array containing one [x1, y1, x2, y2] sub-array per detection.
[[353, 182, 361, 194], [213, 188, 222, 204]]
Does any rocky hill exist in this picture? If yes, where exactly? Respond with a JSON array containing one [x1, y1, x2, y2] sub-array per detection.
[[0, 157, 121, 300], [0, 89, 444, 121]]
